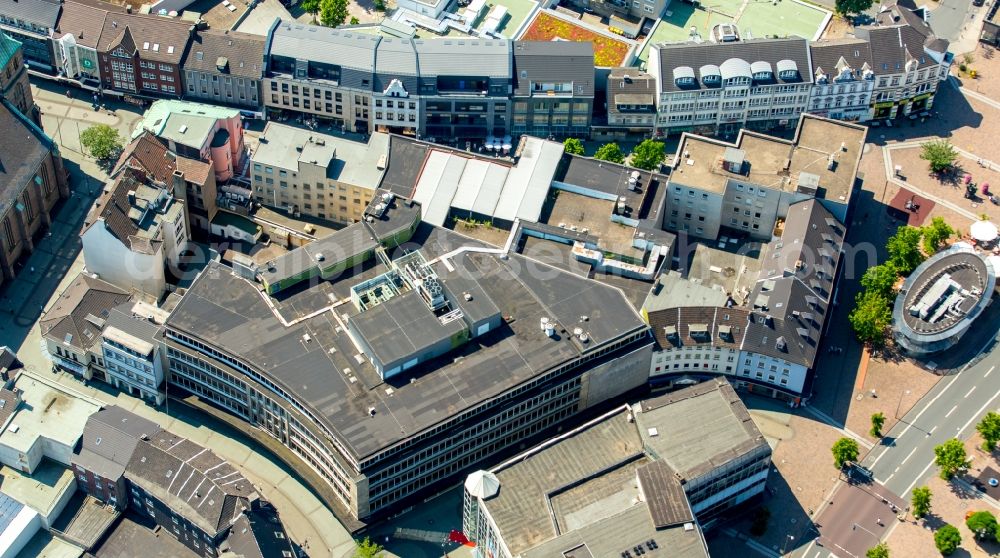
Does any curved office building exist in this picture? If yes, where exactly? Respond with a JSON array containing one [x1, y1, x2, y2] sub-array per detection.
[[893, 243, 996, 355]]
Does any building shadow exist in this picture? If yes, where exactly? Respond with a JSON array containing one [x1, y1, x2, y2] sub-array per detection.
[[865, 85, 983, 147]]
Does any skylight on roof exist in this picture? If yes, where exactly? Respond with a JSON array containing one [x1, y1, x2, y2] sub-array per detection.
[[167, 45, 174, 54], [143, 42, 149, 49], [152, 43, 160, 52]]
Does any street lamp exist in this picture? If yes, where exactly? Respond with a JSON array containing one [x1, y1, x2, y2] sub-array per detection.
[[781, 534, 795, 555], [895, 389, 911, 419]]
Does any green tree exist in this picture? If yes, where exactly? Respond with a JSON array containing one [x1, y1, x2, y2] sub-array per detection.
[[966, 511, 998, 540], [870, 412, 886, 438], [911, 486, 932, 519], [922, 217, 955, 254], [866, 542, 890, 558], [832, 437, 859, 469], [300, 0, 320, 16], [887, 226, 926, 275], [630, 139, 666, 170], [849, 290, 892, 347], [593, 142, 625, 164], [353, 537, 384, 558], [934, 524, 961, 555], [834, 0, 874, 15], [350, 15, 359, 24], [79, 124, 123, 162], [374, 0, 385, 9], [563, 137, 585, 156], [860, 263, 899, 299], [319, 0, 349, 27], [933, 438, 970, 480], [920, 139, 959, 174], [976, 411, 1000, 451]]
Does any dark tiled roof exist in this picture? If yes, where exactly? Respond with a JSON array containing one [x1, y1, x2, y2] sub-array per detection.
[[82, 169, 155, 252], [809, 39, 873, 79], [125, 431, 257, 537], [39, 273, 131, 351], [646, 306, 748, 351], [225, 503, 295, 558], [0, 101, 51, 218], [0, 0, 61, 30], [863, 26, 937, 74], [0, 347, 20, 373], [97, 13, 192, 64], [746, 199, 844, 365], [54, 0, 123, 49], [113, 132, 176, 181], [0, 388, 19, 429], [607, 67, 656, 115], [653, 38, 812, 93], [183, 29, 264, 80], [113, 131, 210, 186], [73, 405, 163, 481], [512, 41, 594, 97]]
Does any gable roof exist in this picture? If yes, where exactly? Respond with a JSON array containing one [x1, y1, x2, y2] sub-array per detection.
[[113, 131, 211, 186], [54, 0, 123, 49], [183, 29, 264, 79], [97, 12, 192, 64], [39, 273, 131, 351], [809, 38, 873, 79]]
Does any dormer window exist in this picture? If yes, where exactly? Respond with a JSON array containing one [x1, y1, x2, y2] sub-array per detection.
[[673, 66, 696, 87], [776, 59, 799, 80], [700, 64, 722, 86], [751, 61, 772, 82]]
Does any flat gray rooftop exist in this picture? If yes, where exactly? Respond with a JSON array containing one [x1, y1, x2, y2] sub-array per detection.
[[636, 380, 768, 481], [166, 227, 647, 460], [901, 250, 990, 334]]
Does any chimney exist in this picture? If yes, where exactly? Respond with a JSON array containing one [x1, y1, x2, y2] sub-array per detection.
[[172, 169, 187, 201]]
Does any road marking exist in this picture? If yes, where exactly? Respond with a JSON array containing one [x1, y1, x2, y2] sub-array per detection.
[[869, 374, 958, 469], [929, 426, 937, 434], [901, 447, 918, 464], [965, 386, 977, 398], [903, 389, 1000, 496], [887, 472, 895, 483], [946, 405, 958, 418], [986, 365, 995, 378]]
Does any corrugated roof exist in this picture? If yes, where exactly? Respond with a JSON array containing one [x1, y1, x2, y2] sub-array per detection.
[[412, 37, 510, 78], [269, 22, 380, 73]]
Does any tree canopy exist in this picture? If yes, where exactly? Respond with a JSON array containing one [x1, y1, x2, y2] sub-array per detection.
[[966, 511, 998, 541], [976, 411, 1000, 451], [300, 0, 320, 13], [353, 537, 384, 558], [933, 438, 970, 480], [920, 139, 959, 173], [834, 0, 874, 16], [860, 263, 899, 299], [319, 0, 349, 27], [849, 290, 892, 347], [563, 138, 585, 156], [866, 542, 890, 558], [832, 437, 859, 469], [870, 412, 886, 438], [887, 226, 926, 275], [922, 217, 955, 254], [594, 142, 626, 164], [80, 124, 123, 163], [934, 524, 961, 555], [911, 486, 932, 519], [630, 139, 666, 171]]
